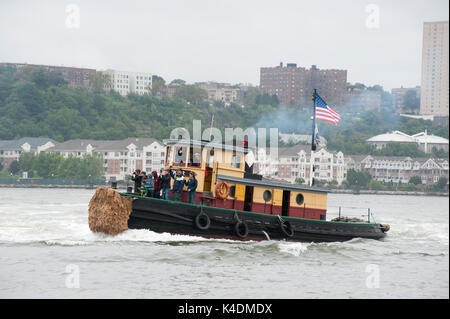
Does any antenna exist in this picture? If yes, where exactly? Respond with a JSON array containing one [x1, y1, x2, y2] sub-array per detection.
[[209, 113, 214, 141], [310, 89, 317, 187]]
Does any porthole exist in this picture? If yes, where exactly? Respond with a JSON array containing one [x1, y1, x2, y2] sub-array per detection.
[[296, 193, 304, 205], [263, 190, 272, 202]]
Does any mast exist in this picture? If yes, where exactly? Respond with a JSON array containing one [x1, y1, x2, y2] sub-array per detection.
[[310, 89, 317, 187], [209, 113, 214, 141]]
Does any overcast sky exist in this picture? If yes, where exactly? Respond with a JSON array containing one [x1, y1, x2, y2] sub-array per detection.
[[0, 0, 448, 90]]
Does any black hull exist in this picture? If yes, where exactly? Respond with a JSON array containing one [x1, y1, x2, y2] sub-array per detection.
[[124, 195, 387, 242]]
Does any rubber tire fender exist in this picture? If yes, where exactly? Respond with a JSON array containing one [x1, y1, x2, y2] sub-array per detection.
[[280, 220, 295, 238], [234, 221, 249, 239], [195, 212, 211, 230]]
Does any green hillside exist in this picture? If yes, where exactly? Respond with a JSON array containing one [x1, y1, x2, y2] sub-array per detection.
[[0, 65, 447, 158]]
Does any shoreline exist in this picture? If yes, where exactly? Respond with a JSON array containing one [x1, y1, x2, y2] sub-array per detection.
[[329, 189, 449, 197], [1, 184, 448, 196]]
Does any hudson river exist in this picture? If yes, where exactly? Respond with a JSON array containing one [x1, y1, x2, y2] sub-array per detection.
[[0, 188, 448, 298]]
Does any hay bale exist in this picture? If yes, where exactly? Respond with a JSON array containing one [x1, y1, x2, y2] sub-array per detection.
[[88, 187, 133, 235]]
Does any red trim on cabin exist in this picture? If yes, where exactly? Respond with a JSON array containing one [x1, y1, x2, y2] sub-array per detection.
[[174, 191, 326, 221], [288, 206, 326, 220], [251, 202, 280, 215]]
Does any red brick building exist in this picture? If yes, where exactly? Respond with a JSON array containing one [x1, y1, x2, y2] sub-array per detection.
[[260, 63, 347, 108], [1, 62, 96, 89]]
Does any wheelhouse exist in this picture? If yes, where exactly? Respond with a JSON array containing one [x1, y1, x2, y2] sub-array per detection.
[[163, 139, 328, 221]]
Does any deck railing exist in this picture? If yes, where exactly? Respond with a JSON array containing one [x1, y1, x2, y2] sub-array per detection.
[[327, 205, 377, 223]]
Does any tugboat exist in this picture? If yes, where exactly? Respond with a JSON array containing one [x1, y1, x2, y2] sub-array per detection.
[[90, 138, 390, 242], [88, 90, 390, 242]]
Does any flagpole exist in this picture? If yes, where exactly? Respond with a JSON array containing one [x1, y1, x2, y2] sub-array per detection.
[[310, 89, 317, 187]]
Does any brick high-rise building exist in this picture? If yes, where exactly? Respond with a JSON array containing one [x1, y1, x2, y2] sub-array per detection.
[[260, 63, 308, 108], [419, 21, 449, 117], [260, 63, 347, 108], [307, 65, 347, 107]]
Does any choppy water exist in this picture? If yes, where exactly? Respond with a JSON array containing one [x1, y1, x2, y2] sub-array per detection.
[[0, 188, 448, 298]]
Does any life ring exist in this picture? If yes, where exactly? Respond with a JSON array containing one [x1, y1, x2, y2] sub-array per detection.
[[280, 220, 295, 238], [234, 221, 249, 239], [195, 212, 211, 230], [216, 181, 230, 200]]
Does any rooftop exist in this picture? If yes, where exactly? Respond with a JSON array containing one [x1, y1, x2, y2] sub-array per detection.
[[367, 131, 415, 143], [367, 131, 449, 145], [48, 138, 161, 152], [0, 137, 57, 150]]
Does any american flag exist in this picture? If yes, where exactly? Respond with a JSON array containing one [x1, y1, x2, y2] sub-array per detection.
[[315, 93, 341, 125]]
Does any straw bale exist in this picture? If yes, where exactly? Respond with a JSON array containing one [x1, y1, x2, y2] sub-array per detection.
[[88, 187, 132, 235]]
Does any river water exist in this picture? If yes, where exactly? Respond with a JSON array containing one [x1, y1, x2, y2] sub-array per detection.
[[0, 188, 448, 299]]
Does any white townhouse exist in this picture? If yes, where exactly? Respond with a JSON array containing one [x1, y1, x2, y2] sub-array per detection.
[[254, 144, 347, 185], [347, 155, 449, 185], [45, 138, 166, 181], [0, 137, 57, 168]]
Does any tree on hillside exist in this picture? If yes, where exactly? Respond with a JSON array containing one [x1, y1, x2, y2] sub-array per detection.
[[14, 66, 67, 89], [373, 142, 427, 157], [151, 76, 166, 96], [255, 94, 279, 107], [403, 90, 420, 114], [174, 85, 208, 104], [89, 71, 111, 92], [169, 79, 186, 85]]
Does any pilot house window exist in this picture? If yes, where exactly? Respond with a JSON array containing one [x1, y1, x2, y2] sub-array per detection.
[[189, 147, 202, 167], [174, 147, 187, 164], [231, 154, 241, 169]]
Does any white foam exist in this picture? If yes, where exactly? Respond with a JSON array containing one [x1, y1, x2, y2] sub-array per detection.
[[277, 242, 311, 256]]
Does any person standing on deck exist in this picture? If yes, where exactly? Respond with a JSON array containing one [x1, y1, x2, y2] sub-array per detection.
[[143, 172, 154, 197], [172, 169, 185, 202], [185, 172, 198, 204], [131, 169, 142, 194], [152, 170, 161, 198], [160, 169, 172, 200]]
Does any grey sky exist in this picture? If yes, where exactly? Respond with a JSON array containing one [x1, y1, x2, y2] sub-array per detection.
[[0, 0, 448, 90]]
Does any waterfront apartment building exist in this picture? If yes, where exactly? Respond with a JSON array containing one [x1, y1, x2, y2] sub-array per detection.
[[347, 155, 449, 186], [260, 63, 347, 108], [0, 137, 57, 168], [104, 70, 152, 96], [253, 144, 346, 185], [45, 138, 165, 181], [0, 62, 96, 89], [420, 21, 449, 117]]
